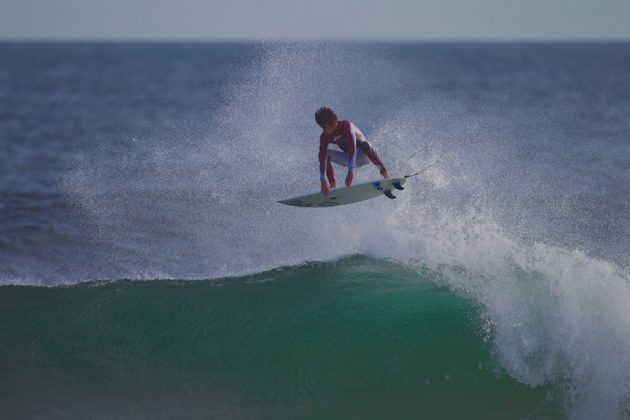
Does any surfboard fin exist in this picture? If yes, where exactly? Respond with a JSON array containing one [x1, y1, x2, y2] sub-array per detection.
[[392, 182, 405, 191], [383, 191, 396, 199]]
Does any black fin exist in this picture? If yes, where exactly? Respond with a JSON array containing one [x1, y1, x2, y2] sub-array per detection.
[[392, 182, 405, 191], [383, 191, 396, 199]]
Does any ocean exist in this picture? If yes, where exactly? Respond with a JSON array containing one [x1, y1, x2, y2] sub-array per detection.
[[1, 41, 629, 419]]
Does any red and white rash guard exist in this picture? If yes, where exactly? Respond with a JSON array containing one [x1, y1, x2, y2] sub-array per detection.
[[318, 120, 387, 182]]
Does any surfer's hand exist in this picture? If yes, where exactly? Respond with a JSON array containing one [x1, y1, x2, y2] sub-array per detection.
[[321, 181, 330, 195], [345, 172, 353, 187], [382, 170, 391, 179]]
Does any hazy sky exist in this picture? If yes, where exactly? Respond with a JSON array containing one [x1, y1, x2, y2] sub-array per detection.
[[2, 0, 629, 41]]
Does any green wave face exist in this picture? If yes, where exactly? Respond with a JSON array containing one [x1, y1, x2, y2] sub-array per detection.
[[0, 257, 561, 419]]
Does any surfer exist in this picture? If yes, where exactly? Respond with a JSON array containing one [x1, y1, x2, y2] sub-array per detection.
[[316, 107, 391, 195]]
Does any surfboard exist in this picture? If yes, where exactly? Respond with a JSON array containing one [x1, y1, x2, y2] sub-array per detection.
[[279, 177, 407, 207]]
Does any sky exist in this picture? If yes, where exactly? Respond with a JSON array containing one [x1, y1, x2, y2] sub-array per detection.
[[1, 0, 629, 41]]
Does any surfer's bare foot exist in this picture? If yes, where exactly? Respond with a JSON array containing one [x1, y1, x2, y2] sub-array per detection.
[[382, 170, 391, 179], [330, 179, 337, 188]]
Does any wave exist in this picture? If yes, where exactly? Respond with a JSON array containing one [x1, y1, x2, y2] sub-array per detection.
[[0, 257, 562, 419], [3, 245, 630, 418]]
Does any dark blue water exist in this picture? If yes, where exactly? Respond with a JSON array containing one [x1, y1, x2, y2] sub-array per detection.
[[1, 42, 629, 419]]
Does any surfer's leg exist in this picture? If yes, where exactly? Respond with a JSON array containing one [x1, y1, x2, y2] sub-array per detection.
[[354, 150, 370, 167], [327, 149, 370, 168], [326, 149, 349, 167]]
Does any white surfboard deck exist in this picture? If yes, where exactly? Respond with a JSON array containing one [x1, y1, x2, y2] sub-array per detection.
[[279, 177, 408, 207]]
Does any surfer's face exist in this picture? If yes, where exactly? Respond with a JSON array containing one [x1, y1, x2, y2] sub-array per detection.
[[319, 121, 337, 135]]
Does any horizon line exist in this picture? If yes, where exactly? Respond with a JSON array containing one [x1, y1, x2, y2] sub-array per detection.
[[1, 37, 629, 44]]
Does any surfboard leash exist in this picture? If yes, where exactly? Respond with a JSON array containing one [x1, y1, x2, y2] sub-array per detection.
[[404, 159, 440, 178]]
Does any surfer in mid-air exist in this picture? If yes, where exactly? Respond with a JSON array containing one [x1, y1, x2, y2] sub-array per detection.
[[316, 107, 390, 195]]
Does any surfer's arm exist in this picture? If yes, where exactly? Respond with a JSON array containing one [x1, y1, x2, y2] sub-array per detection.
[[326, 160, 336, 186], [369, 154, 388, 176], [319, 136, 336, 189], [343, 123, 359, 187], [360, 141, 389, 177]]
